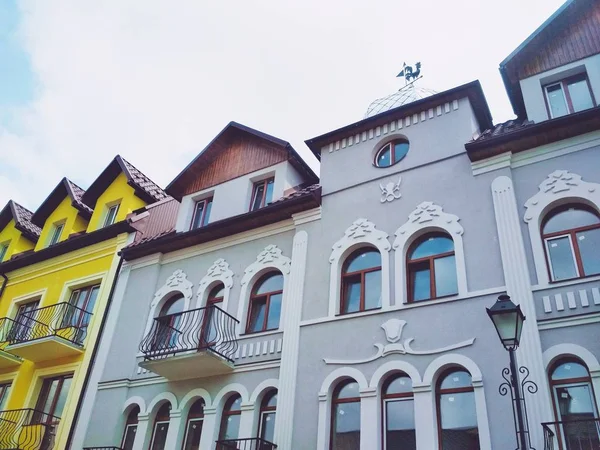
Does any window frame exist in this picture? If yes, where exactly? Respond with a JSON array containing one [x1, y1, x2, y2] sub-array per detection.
[[0, 382, 11, 410], [103, 203, 120, 227], [120, 406, 139, 450], [35, 374, 73, 423], [182, 400, 205, 450], [48, 222, 65, 246], [245, 272, 283, 334], [149, 403, 171, 450], [381, 374, 415, 450], [201, 284, 225, 346], [541, 204, 600, 282], [543, 73, 596, 119], [0, 242, 9, 262], [249, 178, 275, 211], [340, 248, 382, 315], [330, 379, 361, 450], [406, 233, 457, 302], [190, 197, 213, 230], [219, 394, 242, 441], [374, 139, 410, 168]]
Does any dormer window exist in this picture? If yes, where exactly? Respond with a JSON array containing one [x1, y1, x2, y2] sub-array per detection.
[[48, 222, 64, 246], [250, 178, 274, 211], [544, 74, 595, 119], [191, 197, 213, 230], [374, 139, 410, 168], [103, 203, 120, 227], [0, 242, 8, 262]]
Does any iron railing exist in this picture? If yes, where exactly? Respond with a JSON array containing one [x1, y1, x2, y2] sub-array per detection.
[[0, 317, 22, 356], [7, 302, 92, 347], [0, 408, 60, 450], [215, 438, 278, 450], [139, 305, 239, 362], [542, 418, 600, 450]]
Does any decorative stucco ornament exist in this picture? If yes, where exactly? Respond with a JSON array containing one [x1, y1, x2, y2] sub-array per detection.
[[241, 244, 291, 286], [394, 201, 464, 241], [151, 269, 193, 309], [166, 269, 186, 287], [323, 318, 475, 365], [380, 177, 402, 203], [330, 218, 390, 264]]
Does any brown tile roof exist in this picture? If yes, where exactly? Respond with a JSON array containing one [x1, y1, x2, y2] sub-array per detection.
[[120, 156, 169, 203], [0, 201, 41, 242], [31, 177, 93, 227], [473, 119, 534, 142], [65, 179, 93, 216], [272, 184, 321, 204], [130, 197, 179, 247]]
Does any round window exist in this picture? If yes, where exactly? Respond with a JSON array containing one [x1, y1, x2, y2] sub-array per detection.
[[374, 139, 409, 168]]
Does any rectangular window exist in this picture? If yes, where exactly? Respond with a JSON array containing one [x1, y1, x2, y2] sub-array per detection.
[[12, 300, 40, 341], [103, 203, 120, 227], [150, 421, 169, 450], [121, 424, 137, 450], [35, 374, 73, 422], [544, 74, 595, 118], [0, 382, 11, 410], [0, 243, 8, 262], [250, 178, 274, 211], [48, 222, 64, 246], [190, 197, 213, 230], [62, 284, 100, 342]]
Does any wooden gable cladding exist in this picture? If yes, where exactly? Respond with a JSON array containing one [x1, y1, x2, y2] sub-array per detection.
[[510, 0, 600, 81], [179, 129, 289, 196]]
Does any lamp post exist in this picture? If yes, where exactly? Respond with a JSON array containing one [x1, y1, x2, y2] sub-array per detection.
[[487, 294, 537, 450]]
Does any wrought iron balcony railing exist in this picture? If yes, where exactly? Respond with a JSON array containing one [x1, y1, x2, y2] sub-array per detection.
[[140, 305, 239, 362], [0, 318, 20, 351], [216, 438, 278, 450], [542, 418, 600, 450], [7, 302, 92, 347], [0, 408, 60, 450]]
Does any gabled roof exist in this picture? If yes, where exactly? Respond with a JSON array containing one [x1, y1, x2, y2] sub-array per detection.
[[81, 155, 168, 208], [0, 201, 41, 242], [166, 121, 319, 200], [31, 178, 93, 227]]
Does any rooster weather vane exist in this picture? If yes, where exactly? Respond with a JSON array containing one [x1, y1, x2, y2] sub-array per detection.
[[397, 62, 422, 84]]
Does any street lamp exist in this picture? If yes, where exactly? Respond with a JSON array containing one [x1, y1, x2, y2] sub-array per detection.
[[487, 294, 537, 450]]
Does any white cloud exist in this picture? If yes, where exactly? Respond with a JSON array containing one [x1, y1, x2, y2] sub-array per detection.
[[1, 0, 565, 209]]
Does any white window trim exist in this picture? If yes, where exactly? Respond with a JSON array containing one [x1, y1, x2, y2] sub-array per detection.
[[48, 220, 65, 246], [103, 201, 121, 228], [237, 245, 291, 336], [196, 259, 234, 311], [0, 241, 9, 262], [544, 82, 569, 118], [544, 234, 580, 281], [393, 202, 467, 306], [328, 218, 391, 317], [524, 170, 600, 287]]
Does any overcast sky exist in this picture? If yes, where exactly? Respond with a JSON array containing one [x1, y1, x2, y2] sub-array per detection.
[[0, 0, 566, 210]]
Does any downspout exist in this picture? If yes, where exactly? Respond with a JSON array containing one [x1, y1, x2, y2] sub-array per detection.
[[65, 255, 124, 450], [0, 273, 8, 299]]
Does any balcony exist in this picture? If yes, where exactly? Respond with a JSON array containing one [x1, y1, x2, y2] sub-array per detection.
[[215, 438, 277, 450], [0, 318, 23, 369], [139, 305, 239, 380], [0, 408, 60, 450], [5, 303, 91, 362], [543, 418, 600, 450]]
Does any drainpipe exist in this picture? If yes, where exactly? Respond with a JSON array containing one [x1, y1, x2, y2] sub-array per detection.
[[0, 273, 8, 299], [65, 255, 124, 450]]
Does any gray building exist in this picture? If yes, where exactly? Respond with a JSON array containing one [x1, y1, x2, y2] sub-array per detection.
[[73, 1, 600, 449]]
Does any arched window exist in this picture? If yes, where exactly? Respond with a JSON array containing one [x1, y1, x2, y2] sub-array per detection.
[[202, 284, 225, 345], [383, 374, 415, 450], [549, 359, 600, 448], [436, 369, 480, 450], [259, 390, 277, 443], [542, 205, 600, 281], [246, 273, 283, 333], [154, 293, 186, 350], [407, 234, 457, 302], [331, 380, 360, 450], [219, 394, 242, 441], [183, 399, 205, 450], [341, 248, 382, 314], [120, 406, 139, 450], [374, 139, 410, 168], [149, 403, 171, 450]]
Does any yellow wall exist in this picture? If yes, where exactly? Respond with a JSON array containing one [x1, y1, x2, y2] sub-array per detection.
[[0, 220, 35, 263], [87, 173, 146, 232], [34, 197, 89, 252]]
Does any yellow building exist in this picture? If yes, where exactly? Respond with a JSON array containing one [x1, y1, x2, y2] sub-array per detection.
[[0, 156, 166, 450]]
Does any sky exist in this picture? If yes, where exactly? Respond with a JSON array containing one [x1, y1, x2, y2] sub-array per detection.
[[0, 0, 566, 211]]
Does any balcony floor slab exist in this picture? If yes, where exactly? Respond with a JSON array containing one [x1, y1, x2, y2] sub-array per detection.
[[139, 350, 234, 380], [6, 336, 84, 362]]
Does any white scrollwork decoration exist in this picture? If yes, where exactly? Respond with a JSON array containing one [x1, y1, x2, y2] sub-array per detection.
[[380, 177, 402, 203]]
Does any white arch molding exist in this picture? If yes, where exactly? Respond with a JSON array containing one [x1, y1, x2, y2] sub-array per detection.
[[179, 388, 213, 413], [368, 360, 423, 389], [213, 383, 251, 410], [250, 379, 279, 404], [393, 202, 467, 306], [328, 218, 391, 316], [122, 396, 147, 415], [236, 245, 291, 335], [142, 270, 194, 341], [524, 170, 600, 286], [196, 258, 234, 310]]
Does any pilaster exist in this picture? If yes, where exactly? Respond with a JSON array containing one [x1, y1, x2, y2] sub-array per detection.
[[359, 387, 378, 449], [413, 385, 436, 449], [238, 402, 255, 438], [198, 407, 218, 450], [132, 413, 151, 450], [164, 410, 183, 449]]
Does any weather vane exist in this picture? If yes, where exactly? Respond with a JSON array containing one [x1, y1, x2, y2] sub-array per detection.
[[397, 62, 422, 85]]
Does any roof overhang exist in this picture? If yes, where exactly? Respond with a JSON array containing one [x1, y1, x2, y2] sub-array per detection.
[[31, 178, 92, 227]]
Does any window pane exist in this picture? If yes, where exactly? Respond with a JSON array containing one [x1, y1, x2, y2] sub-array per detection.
[[410, 236, 454, 260], [440, 392, 480, 449], [568, 79, 594, 112], [39, 380, 59, 414], [364, 270, 382, 310], [202, 200, 212, 226], [411, 267, 431, 301], [266, 293, 282, 330], [547, 84, 568, 118], [183, 419, 203, 450], [260, 412, 276, 443], [543, 207, 600, 234], [376, 144, 392, 167], [161, 295, 185, 316], [220, 415, 240, 440], [122, 425, 137, 450], [192, 202, 205, 229], [255, 273, 284, 295], [440, 371, 472, 389], [85, 286, 100, 313], [332, 402, 360, 450], [556, 385, 596, 418], [53, 377, 72, 418], [434, 255, 458, 297], [547, 236, 578, 280], [342, 278, 361, 313], [552, 361, 589, 380], [208, 284, 225, 300], [248, 298, 266, 332], [265, 179, 274, 205], [150, 422, 169, 450], [393, 141, 410, 163], [251, 184, 266, 211], [0, 244, 9, 262], [346, 250, 381, 272], [577, 228, 600, 276], [385, 376, 413, 395], [338, 381, 360, 400], [386, 399, 416, 449], [0, 384, 10, 410]]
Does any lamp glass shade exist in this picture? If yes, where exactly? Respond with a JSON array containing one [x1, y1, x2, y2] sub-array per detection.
[[487, 295, 525, 350]]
